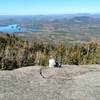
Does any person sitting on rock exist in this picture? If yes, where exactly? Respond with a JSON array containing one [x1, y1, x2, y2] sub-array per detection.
[[49, 55, 61, 68]]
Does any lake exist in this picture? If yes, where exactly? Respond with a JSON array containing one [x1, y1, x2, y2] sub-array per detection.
[[0, 24, 39, 33]]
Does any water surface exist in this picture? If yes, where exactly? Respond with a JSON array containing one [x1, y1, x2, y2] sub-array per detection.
[[0, 24, 39, 33]]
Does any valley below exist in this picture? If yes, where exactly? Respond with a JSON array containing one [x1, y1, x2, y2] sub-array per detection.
[[0, 14, 100, 43]]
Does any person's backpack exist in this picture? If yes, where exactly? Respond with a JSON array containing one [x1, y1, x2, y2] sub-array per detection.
[[54, 61, 61, 68]]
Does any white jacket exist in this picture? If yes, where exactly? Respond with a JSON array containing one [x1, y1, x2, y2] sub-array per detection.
[[49, 58, 56, 67]]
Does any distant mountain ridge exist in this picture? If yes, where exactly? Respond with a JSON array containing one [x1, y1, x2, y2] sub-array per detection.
[[0, 14, 100, 25], [68, 16, 100, 24], [0, 14, 100, 42]]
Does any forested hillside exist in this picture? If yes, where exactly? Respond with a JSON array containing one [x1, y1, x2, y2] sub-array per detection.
[[0, 34, 100, 70]]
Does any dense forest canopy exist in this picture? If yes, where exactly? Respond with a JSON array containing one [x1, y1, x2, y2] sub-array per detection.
[[0, 34, 100, 70]]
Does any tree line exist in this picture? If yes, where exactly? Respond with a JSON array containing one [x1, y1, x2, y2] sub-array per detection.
[[0, 34, 100, 70]]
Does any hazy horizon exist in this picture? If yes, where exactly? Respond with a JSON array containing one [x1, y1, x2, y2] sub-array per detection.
[[0, 13, 100, 16]]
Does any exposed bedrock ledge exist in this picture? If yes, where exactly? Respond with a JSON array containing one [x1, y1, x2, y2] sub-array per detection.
[[0, 65, 100, 100]]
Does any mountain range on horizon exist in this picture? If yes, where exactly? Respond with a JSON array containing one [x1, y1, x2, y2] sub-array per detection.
[[0, 14, 100, 43]]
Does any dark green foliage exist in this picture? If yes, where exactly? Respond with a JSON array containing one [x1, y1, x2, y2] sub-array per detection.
[[0, 34, 100, 70]]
